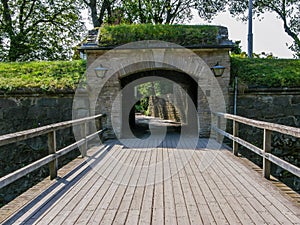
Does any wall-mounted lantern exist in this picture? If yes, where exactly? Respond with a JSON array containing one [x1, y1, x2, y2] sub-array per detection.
[[94, 67, 109, 78], [211, 62, 225, 77]]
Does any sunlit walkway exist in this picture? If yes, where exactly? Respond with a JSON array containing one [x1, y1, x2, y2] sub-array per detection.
[[2, 135, 300, 224]]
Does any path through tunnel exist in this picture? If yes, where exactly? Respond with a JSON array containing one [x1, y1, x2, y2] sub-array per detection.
[[120, 69, 198, 139]]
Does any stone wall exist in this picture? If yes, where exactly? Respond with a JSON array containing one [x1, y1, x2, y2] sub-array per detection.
[[0, 92, 74, 135], [0, 91, 78, 206], [228, 88, 300, 190], [148, 95, 181, 122]]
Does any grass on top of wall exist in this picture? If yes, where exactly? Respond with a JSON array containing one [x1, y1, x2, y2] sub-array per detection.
[[231, 56, 300, 88], [0, 60, 86, 92], [97, 24, 220, 47], [1, 56, 300, 93]]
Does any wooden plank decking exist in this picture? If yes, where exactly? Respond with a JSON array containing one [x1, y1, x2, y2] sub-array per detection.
[[2, 135, 300, 224]]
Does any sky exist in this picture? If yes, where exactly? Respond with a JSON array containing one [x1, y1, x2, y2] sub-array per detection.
[[189, 9, 294, 58], [82, 9, 295, 58]]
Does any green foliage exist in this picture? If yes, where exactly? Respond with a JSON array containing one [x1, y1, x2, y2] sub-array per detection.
[[0, 60, 86, 92], [83, 0, 217, 27], [231, 51, 277, 59], [135, 97, 149, 113], [0, 0, 85, 61], [137, 80, 173, 97], [98, 24, 219, 47], [121, 0, 194, 24], [231, 41, 242, 55], [231, 56, 300, 88], [136, 80, 173, 115]]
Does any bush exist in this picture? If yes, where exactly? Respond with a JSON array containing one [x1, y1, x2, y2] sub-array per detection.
[[231, 57, 300, 88]]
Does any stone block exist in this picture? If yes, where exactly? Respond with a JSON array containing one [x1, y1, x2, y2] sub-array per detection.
[[58, 98, 73, 108], [37, 98, 58, 107], [292, 105, 300, 116], [277, 116, 298, 127], [0, 99, 17, 109], [291, 96, 300, 105], [4, 107, 28, 120], [260, 96, 273, 104], [272, 96, 291, 107]]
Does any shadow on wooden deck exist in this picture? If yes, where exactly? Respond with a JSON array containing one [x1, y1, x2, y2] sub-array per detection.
[[2, 142, 115, 225], [2, 136, 299, 224]]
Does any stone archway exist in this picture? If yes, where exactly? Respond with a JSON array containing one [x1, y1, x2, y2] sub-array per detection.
[[75, 41, 228, 139], [118, 69, 199, 138]]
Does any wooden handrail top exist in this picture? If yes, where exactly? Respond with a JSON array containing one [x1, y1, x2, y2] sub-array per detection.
[[0, 114, 105, 147], [215, 112, 300, 138]]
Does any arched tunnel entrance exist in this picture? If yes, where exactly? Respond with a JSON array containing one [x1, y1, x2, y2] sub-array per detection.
[[120, 69, 198, 138]]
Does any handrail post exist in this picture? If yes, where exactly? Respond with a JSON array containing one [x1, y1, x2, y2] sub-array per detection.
[[233, 120, 239, 156], [81, 122, 87, 157], [48, 131, 57, 180], [96, 116, 101, 131], [263, 129, 272, 179], [217, 115, 222, 143]]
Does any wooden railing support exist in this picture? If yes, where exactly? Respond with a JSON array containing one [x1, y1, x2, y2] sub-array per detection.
[[263, 129, 272, 179], [233, 120, 239, 156], [213, 112, 300, 180], [48, 131, 58, 180], [0, 114, 106, 189], [81, 122, 87, 157], [217, 116, 222, 143]]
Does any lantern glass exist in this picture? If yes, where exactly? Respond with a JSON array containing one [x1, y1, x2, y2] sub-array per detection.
[[94, 67, 108, 78], [211, 63, 225, 77]]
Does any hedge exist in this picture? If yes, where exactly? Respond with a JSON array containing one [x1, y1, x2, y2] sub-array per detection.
[[231, 57, 300, 88]]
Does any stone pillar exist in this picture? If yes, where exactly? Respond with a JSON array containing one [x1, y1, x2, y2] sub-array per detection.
[[198, 87, 211, 137], [73, 90, 90, 119], [173, 84, 187, 124], [121, 85, 136, 138]]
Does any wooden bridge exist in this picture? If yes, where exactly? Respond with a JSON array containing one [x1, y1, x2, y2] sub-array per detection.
[[0, 114, 300, 224]]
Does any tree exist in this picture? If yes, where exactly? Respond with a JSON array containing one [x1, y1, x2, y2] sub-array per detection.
[[82, 0, 193, 26], [81, 0, 117, 27], [0, 0, 85, 61], [195, 0, 227, 21], [228, 0, 300, 58], [83, 0, 227, 27], [122, 0, 194, 24], [231, 40, 243, 54]]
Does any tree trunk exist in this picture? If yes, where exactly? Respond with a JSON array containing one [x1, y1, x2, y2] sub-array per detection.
[[8, 38, 20, 61], [90, 0, 101, 27], [283, 21, 300, 51], [138, 0, 146, 23]]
